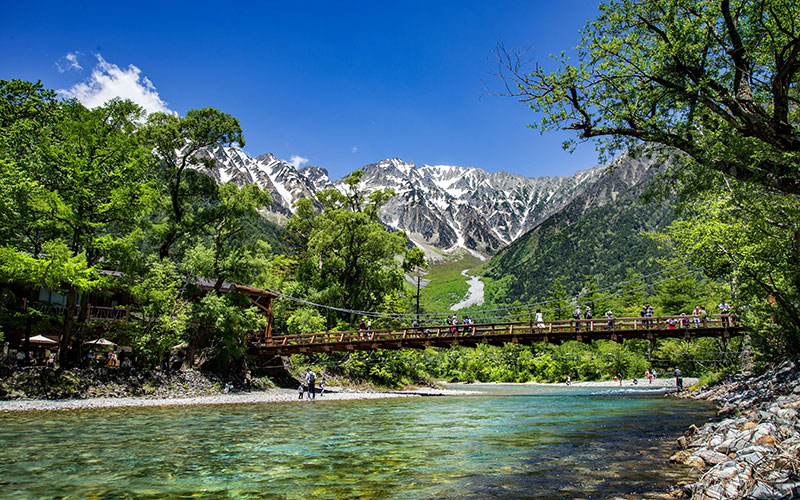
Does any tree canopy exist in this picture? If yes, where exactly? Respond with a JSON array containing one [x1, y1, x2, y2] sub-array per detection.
[[498, 0, 800, 195], [285, 171, 409, 325], [0, 79, 275, 369], [498, 0, 800, 358]]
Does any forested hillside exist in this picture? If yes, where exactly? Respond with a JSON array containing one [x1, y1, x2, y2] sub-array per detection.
[[484, 154, 672, 303]]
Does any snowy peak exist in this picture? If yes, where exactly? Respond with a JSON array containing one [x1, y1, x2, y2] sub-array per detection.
[[334, 159, 605, 253], [195, 146, 606, 255]]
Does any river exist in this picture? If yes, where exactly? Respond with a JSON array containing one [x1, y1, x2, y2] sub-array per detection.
[[451, 269, 484, 311], [0, 385, 713, 499]]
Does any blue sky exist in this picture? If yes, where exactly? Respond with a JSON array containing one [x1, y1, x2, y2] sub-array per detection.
[[2, 1, 602, 179]]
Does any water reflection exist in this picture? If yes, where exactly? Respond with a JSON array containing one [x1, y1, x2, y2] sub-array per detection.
[[0, 385, 713, 499]]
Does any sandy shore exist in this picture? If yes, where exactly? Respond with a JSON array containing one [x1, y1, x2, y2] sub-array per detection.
[[0, 386, 472, 413]]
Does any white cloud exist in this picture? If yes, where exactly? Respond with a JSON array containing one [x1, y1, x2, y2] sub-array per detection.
[[60, 54, 174, 115], [287, 155, 309, 169], [352, 146, 358, 153], [56, 51, 83, 73]]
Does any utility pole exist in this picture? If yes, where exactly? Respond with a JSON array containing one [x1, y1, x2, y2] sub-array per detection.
[[416, 271, 422, 321]]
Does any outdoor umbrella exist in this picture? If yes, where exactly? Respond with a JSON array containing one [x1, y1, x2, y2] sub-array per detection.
[[84, 338, 117, 347], [28, 335, 57, 344]]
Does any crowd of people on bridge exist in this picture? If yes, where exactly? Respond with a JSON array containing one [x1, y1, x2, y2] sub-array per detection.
[[347, 299, 733, 341]]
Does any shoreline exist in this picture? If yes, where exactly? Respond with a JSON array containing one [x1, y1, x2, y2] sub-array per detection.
[[454, 377, 696, 389], [0, 386, 472, 413], [0, 377, 692, 413]]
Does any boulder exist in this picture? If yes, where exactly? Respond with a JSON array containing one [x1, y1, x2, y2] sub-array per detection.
[[670, 450, 692, 463], [684, 455, 707, 468], [694, 449, 731, 466], [747, 482, 780, 500]]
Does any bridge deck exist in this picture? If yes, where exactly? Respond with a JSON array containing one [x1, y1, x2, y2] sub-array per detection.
[[250, 315, 741, 356]]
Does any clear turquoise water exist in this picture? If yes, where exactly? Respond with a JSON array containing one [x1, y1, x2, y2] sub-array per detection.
[[0, 385, 713, 499]]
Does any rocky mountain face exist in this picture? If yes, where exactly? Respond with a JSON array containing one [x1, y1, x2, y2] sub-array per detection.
[[196, 146, 332, 221], [484, 153, 674, 302], [194, 145, 606, 255], [352, 159, 604, 254]]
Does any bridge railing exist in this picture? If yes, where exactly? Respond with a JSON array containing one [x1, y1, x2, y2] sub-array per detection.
[[27, 301, 132, 321], [257, 314, 734, 349]]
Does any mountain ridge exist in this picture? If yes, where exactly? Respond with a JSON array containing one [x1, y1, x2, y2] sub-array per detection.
[[194, 145, 606, 256], [484, 153, 674, 302]]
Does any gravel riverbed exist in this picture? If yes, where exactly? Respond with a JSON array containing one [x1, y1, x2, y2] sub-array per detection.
[[670, 359, 800, 500], [0, 386, 467, 413]]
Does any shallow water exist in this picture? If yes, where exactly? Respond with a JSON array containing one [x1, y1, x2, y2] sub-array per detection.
[[451, 269, 485, 311], [0, 385, 713, 499]]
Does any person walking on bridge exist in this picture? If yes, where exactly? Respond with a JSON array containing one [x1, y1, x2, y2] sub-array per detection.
[[641, 303, 654, 329], [572, 305, 582, 332], [718, 299, 731, 329]]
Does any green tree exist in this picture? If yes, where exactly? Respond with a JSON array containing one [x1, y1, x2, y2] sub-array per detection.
[[180, 182, 272, 368], [144, 108, 245, 260], [289, 171, 407, 324], [286, 307, 326, 336], [657, 186, 800, 355], [0, 80, 60, 250], [127, 257, 190, 366], [499, 0, 800, 195], [1, 89, 156, 365], [546, 277, 570, 321]]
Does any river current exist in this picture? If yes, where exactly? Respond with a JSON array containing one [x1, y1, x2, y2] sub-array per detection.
[[0, 384, 713, 499]]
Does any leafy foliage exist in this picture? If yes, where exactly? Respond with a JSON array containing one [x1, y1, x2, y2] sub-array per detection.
[[283, 171, 408, 326], [655, 183, 800, 356], [498, 0, 800, 195], [0, 79, 278, 370]]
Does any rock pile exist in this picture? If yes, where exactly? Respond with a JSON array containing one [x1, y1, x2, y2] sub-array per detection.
[[670, 360, 800, 499]]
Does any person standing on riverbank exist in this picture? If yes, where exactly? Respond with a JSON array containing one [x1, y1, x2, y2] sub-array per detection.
[[305, 368, 316, 400], [674, 368, 683, 391]]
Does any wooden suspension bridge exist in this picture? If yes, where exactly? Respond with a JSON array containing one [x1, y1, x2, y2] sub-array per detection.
[[249, 315, 742, 356]]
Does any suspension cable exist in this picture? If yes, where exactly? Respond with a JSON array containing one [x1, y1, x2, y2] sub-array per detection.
[[271, 261, 694, 321]]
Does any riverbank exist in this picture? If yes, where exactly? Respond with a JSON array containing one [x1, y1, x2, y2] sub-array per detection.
[[0, 365, 472, 413], [0, 386, 469, 413], [540, 377, 695, 388], [669, 359, 800, 499]]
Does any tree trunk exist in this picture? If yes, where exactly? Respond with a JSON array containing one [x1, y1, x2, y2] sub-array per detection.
[[57, 288, 77, 368], [181, 326, 206, 370]]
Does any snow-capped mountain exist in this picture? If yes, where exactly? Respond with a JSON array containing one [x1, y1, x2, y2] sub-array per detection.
[[194, 145, 605, 255], [197, 146, 332, 221], [347, 158, 604, 254]]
